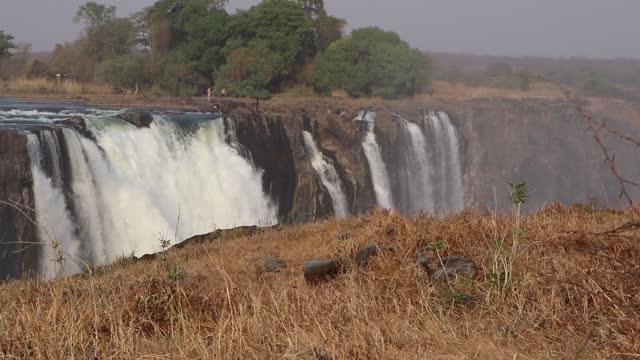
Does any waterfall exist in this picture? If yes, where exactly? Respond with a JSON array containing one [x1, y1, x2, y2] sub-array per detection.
[[301, 131, 349, 218], [20, 113, 277, 277], [422, 111, 465, 212], [393, 111, 464, 215], [61, 129, 107, 265], [83, 116, 278, 259], [356, 110, 393, 209], [394, 114, 436, 215], [26, 132, 82, 278]]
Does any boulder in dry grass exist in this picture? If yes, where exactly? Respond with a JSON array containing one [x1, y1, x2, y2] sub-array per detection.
[[335, 232, 352, 241], [355, 242, 381, 266], [254, 257, 288, 273], [419, 255, 477, 281], [303, 259, 340, 284]]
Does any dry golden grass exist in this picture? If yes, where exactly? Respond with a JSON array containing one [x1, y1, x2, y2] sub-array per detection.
[[425, 81, 566, 101], [2, 77, 112, 97], [1, 205, 638, 359]]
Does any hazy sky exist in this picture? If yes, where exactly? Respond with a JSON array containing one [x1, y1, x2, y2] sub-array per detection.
[[2, 0, 639, 59]]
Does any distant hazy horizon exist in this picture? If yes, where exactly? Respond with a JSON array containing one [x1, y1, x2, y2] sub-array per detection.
[[2, 0, 640, 59]]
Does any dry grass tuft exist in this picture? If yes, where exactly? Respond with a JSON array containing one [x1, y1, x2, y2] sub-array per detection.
[[1, 77, 112, 96], [425, 81, 566, 101], [0, 206, 639, 358]]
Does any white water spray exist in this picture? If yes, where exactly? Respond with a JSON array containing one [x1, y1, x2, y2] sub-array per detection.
[[61, 129, 107, 264], [302, 131, 349, 218], [21, 114, 277, 276], [356, 110, 393, 209], [26, 132, 82, 278], [397, 114, 436, 214], [423, 111, 465, 211]]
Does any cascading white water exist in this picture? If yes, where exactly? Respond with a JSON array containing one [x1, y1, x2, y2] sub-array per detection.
[[356, 110, 393, 209], [61, 129, 107, 264], [26, 132, 82, 278], [19, 113, 277, 277], [423, 111, 465, 212], [40, 131, 63, 188], [302, 131, 349, 218], [396, 114, 436, 214], [78, 115, 278, 260]]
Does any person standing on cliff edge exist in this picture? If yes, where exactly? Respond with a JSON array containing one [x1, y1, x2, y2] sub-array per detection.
[[207, 86, 212, 102]]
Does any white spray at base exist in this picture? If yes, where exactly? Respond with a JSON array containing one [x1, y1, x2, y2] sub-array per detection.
[[25, 115, 277, 277], [302, 131, 349, 218], [356, 110, 393, 209]]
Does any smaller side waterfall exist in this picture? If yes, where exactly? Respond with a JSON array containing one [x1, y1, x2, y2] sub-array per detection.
[[302, 131, 349, 218], [356, 110, 393, 209], [422, 111, 465, 212], [394, 114, 436, 215]]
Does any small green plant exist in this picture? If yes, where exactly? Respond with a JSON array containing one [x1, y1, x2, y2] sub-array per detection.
[[508, 182, 529, 206], [442, 276, 473, 304], [168, 264, 187, 281], [487, 181, 530, 300], [428, 239, 448, 251]]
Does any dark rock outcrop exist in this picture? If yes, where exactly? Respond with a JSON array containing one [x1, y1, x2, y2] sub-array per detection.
[[418, 255, 477, 281], [232, 113, 300, 222], [0, 129, 38, 279], [303, 259, 340, 284], [355, 242, 381, 266], [254, 257, 288, 273], [55, 116, 95, 140], [117, 111, 153, 128]]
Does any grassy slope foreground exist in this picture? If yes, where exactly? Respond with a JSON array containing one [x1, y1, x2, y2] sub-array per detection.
[[0, 206, 639, 359]]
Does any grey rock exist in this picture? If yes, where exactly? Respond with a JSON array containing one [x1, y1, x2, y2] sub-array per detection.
[[255, 257, 288, 273], [313, 348, 334, 360], [416, 256, 438, 274], [117, 111, 153, 128], [355, 242, 381, 266], [55, 116, 95, 139], [428, 256, 477, 281], [303, 259, 340, 284]]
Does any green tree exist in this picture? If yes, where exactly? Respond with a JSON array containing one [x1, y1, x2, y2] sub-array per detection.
[[223, 0, 312, 86], [216, 46, 276, 100], [311, 27, 431, 98], [297, 0, 345, 51], [0, 31, 16, 58], [143, 0, 230, 94], [74, 2, 117, 32], [96, 53, 148, 90], [156, 49, 209, 95], [49, 42, 96, 81], [26, 60, 52, 79]]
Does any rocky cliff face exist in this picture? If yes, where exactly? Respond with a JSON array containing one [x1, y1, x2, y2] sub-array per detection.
[[0, 129, 38, 279], [445, 98, 638, 210]]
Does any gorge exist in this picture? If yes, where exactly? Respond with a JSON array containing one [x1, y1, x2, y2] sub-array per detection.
[[0, 97, 637, 279]]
